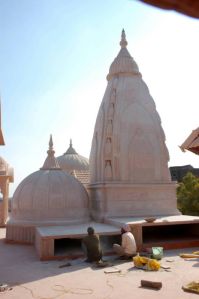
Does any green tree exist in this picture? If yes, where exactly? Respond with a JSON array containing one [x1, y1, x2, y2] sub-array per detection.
[[177, 172, 199, 215]]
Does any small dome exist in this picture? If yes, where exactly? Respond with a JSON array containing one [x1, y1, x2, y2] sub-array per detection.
[[107, 29, 140, 81], [11, 169, 89, 222], [57, 140, 89, 173], [11, 136, 89, 223]]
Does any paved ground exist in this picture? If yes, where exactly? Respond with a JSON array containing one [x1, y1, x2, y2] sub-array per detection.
[[0, 228, 199, 299]]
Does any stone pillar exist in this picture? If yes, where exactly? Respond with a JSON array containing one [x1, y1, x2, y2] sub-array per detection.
[[2, 179, 9, 225], [0, 178, 9, 226]]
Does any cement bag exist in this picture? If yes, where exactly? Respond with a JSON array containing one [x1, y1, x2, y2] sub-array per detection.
[[152, 247, 163, 260]]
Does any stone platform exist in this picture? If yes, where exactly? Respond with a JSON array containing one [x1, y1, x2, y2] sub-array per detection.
[[106, 215, 199, 251], [35, 222, 120, 260], [1, 226, 199, 299], [34, 215, 199, 260]]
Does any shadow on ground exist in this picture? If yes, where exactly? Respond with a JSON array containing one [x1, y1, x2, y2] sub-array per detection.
[[0, 233, 126, 285]]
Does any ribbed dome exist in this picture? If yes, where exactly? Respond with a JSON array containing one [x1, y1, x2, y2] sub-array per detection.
[[57, 140, 89, 173], [11, 169, 89, 222], [107, 29, 140, 81], [10, 136, 89, 223]]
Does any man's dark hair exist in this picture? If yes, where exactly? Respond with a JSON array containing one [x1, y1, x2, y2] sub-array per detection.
[[87, 227, 95, 235]]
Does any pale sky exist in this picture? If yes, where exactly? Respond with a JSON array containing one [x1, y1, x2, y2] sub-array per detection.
[[0, 0, 198, 195]]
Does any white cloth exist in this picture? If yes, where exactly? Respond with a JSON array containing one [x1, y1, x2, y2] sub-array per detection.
[[121, 232, 137, 255], [113, 244, 125, 256]]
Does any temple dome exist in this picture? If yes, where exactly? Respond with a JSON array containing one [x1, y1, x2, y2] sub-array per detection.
[[107, 29, 140, 81], [10, 136, 89, 223], [57, 140, 89, 173]]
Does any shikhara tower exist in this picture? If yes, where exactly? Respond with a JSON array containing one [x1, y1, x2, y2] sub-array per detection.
[[89, 30, 179, 221]]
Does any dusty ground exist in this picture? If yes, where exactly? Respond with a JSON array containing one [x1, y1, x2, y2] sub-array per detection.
[[0, 228, 199, 299]]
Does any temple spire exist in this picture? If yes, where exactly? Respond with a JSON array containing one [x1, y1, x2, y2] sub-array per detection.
[[120, 29, 128, 48], [40, 135, 61, 170]]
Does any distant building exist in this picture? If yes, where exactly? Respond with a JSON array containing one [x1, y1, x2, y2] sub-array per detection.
[[180, 128, 199, 155], [170, 165, 199, 182]]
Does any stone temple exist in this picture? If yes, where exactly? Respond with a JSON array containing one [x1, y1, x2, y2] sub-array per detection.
[[89, 29, 179, 221], [3, 30, 199, 259], [6, 136, 90, 243]]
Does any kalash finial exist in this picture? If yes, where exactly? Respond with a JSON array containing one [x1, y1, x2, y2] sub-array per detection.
[[65, 138, 77, 155], [48, 134, 54, 155], [40, 134, 61, 170], [120, 29, 128, 48]]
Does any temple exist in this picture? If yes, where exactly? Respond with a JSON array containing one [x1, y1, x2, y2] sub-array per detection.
[[3, 30, 199, 259], [6, 135, 90, 243], [89, 29, 179, 220]]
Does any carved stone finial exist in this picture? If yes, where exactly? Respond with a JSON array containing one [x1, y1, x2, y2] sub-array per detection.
[[120, 29, 128, 48], [47, 134, 54, 156], [49, 134, 53, 151], [70, 138, 72, 147], [40, 135, 61, 170]]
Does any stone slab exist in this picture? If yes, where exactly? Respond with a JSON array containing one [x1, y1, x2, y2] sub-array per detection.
[[35, 222, 120, 260], [106, 215, 199, 251], [106, 215, 199, 227], [36, 222, 120, 239]]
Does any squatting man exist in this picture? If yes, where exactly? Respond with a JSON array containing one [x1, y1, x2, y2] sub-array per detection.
[[82, 224, 137, 262]]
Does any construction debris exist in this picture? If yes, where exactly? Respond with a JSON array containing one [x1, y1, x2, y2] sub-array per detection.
[[133, 255, 161, 271], [141, 280, 162, 290], [104, 267, 121, 274], [59, 262, 72, 268], [182, 281, 199, 294], [180, 253, 199, 259], [0, 284, 11, 292], [160, 265, 171, 270]]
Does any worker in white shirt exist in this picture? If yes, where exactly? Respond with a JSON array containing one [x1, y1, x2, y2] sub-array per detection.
[[113, 224, 137, 258]]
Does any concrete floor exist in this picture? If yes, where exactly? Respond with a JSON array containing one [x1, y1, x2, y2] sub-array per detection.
[[0, 228, 199, 299]]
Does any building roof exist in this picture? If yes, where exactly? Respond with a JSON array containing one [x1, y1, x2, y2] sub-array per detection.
[[71, 170, 90, 185], [180, 128, 199, 155], [139, 0, 199, 18]]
